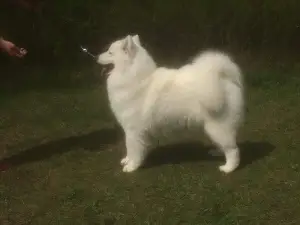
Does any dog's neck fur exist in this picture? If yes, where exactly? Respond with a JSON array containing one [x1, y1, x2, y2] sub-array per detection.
[[106, 47, 157, 128]]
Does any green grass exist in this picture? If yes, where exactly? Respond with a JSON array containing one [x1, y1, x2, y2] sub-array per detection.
[[1, 78, 300, 225]]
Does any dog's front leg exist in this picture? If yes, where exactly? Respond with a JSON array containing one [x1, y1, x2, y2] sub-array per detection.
[[122, 131, 148, 173]]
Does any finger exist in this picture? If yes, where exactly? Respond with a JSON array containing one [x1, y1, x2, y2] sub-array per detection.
[[12, 47, 27, 57], [7, 50, 17, 56], [10, 49, 23, 57], [10, 46, 21, 55]]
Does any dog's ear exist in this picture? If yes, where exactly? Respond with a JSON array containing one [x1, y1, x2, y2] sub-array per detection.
[[132, 34, 141, 46], [123, 35, 137, 56]]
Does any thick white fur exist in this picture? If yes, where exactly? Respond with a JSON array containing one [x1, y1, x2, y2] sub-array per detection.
[[97, 35, 244, 173]]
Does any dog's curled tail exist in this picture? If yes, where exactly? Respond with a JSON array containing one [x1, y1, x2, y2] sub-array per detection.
[[193, 51, 243, 88]]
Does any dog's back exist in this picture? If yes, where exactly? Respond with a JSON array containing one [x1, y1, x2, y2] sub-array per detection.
[[143, 51, 243, 124]]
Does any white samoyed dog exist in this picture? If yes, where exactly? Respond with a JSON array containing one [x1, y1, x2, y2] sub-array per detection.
[[97, 35, 244, 174]]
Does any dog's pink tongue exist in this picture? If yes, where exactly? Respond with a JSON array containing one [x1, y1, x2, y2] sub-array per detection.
[[101, 65, 113, 76], [101, 67, 108, 76]]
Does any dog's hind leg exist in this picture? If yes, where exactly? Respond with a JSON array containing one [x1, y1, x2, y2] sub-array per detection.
[[204, 122, 240, 173], [122, 130, 149, 172]]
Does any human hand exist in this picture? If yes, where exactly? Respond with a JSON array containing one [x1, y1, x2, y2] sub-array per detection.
[[0, 38, 27, 58]]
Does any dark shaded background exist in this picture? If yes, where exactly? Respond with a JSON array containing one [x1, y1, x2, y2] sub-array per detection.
[[1, 0, 299, 90]]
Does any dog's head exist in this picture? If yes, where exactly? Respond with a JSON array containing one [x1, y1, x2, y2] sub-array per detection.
[[97, 35, 141, 74]]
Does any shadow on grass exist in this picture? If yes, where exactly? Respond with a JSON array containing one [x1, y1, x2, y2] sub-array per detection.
[[1, 127, 274, 172], [144, 141, 275, 170], [0, 127, 123, 170]]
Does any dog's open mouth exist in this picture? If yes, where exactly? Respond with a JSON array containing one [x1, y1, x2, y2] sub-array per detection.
[[101, 64, 114, 76]]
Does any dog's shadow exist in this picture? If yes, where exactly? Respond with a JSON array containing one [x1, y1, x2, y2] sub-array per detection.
[[144, 141, 275, 170], [0, 125, 274, 171], [0, 127, 123, 169]]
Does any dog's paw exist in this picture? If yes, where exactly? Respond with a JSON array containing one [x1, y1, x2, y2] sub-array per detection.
[[219, 164, 236, 174], [122, 161, 140, 173], [120, 156, 130, 166]]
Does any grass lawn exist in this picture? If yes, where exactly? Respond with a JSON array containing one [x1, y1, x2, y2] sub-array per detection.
[[1, 76, 300, 225]]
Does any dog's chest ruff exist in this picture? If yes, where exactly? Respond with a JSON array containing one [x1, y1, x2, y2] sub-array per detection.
[[106, 72, 151, 128]]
